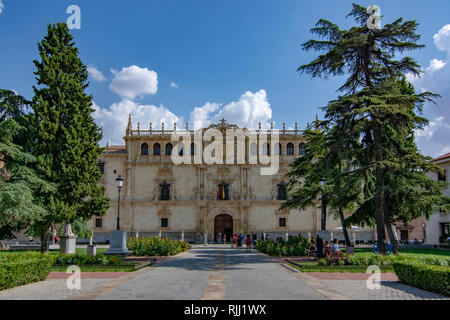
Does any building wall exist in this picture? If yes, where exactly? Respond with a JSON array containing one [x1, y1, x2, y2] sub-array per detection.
[[89, 121, 375, 243]]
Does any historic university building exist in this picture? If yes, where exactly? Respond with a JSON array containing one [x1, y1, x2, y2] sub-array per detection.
[[89, 117, 374, 243]]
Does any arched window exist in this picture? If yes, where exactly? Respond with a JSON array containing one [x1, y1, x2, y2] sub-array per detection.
[[263, 143, 270, 156], [141, 143, 149, 156], [153, 143, 161, 156], [191, 143, 196, 156], [277, 182, 288, 200], [275, 143, 282, 155], [299, 143, 306, 156], [165, 143, 173, 156], [217, 182, 230, 200], [160, 182, 171, 201], [178, 143, 184, 156], [287, 143, 294, 156], [250, 143, 258, 156]]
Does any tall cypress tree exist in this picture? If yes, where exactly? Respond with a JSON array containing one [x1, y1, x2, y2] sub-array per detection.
[[32, 23, 109, 252]]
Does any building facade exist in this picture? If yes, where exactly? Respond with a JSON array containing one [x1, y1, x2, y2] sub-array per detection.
[[89, 117, 374, 243]]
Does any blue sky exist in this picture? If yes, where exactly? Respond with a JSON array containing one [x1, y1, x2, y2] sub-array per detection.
[[0, 0, 449, 157]]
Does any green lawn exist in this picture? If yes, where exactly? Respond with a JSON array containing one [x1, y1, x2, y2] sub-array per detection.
[[286, 261, 394, 273], [0, 247, 108, 256], [344, 248, 450, 259]]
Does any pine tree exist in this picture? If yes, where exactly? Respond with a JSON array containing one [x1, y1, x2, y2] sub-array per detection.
[[0, 90, 54, 239], [297, 4, 438, 254], [31, 23, 109, 252]]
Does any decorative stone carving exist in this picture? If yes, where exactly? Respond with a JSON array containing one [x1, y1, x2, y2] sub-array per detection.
[[248, 186, 256, 200], [207, 191, 215, 200], [233, 191, 241, 200], [157, 206, 172, 217], [204, 118, 240, 132]]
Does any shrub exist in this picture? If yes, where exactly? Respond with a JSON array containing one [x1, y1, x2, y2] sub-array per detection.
[[127, 236, 191, 257], [393, 261, 450, 296], [0, 254, 53, 291], [323, 254, 450, 267], [256, 236, 309, 257], [53, 253, 123, 266]]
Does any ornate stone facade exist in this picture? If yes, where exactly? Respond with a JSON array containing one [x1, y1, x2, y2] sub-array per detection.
[[89, 118, 367, 243]]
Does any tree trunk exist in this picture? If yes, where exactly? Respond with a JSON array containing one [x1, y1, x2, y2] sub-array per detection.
[[339, 207, 352, 247], [385, 220, 399, 255], [374, 124, 386, 255], [40, 224, 51, 253]]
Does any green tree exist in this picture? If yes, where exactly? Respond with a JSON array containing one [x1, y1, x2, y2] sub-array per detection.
[[0, 90, 55, 239], [31, 23, 109, 252], [298, 4, 437, 254], [282, 123, 361, 247]]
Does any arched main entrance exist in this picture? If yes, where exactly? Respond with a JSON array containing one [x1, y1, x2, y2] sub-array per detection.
[[214, 214, 233, 242]]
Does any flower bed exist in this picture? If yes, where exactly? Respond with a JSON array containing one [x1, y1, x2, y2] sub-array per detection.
[[393, 261, 450, 296], [0, 254, 53, 291], [127, 236, 190, 257], [256, 236, 309, 257]]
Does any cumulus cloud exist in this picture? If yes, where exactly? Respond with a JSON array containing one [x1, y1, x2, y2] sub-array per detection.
[[109, 65, 158, 99], [189, 90, 273, 130], [0, 1, 4, 15], [87, 65, 107, 82], [170, 82, 179, 88], [410, 25, 450, 157], [93, 99, 181, 146]]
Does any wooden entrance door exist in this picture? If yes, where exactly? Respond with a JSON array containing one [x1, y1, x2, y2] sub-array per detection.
[[214, 214, 233, 242]]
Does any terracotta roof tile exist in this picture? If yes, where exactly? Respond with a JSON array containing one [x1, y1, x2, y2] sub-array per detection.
[[433, 152, 450, 162]]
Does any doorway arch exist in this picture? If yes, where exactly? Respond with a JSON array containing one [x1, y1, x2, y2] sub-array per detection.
[[214, 214, 233, 242]]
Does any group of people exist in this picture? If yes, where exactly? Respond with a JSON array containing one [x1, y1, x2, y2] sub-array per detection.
[[230, 234, 257, 253], [308, 235, 341, 258]]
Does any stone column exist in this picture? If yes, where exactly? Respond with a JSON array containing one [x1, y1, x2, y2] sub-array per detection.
[[60, 224, 76, 254]]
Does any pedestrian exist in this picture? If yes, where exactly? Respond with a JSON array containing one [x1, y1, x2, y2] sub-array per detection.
[[236, 236, 242, 252], [245, 235, 252, 253], [331, 239, 340, 253], [316, 234, 324, 258]]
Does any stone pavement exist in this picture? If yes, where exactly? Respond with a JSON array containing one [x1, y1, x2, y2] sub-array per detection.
[[0, 244, 447, 300]]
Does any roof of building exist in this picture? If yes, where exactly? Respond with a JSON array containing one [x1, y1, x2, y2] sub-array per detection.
[[433, 152, 450, 162]]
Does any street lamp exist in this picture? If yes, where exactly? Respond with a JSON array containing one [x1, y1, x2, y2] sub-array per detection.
[[116, 175, 123, 230], [319, 178, 327, 231]]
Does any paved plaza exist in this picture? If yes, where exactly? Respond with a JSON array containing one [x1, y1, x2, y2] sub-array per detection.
[[0, 245, 447, 300]]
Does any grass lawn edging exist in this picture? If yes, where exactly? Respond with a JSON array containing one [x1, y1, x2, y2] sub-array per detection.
[[393, 261, 450, 296], [285, 259, 394, 273]]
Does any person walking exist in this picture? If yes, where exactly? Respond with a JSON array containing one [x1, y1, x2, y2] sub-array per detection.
[[245, 235, 252, 253], [236, 235, 242, 252], [316, 234, 324, 258]]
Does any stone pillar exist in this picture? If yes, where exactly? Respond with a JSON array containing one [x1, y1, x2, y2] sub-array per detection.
[[285, 232, 289, 243], [204, 232, 208, 246], [60, 224, 76, 254], [87, 236, 96, 256], [181, 230, 185, 242]]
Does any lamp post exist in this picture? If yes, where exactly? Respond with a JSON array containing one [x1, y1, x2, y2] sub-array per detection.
[[116, 175, 123, 230], [319, 178, 327, 231], [106, 175, 129, 256]]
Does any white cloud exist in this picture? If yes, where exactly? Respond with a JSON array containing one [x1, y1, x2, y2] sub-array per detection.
[[0, 1, 4, 15], [189, 90, 273, 130], [93, 99, 181, 146], [433, 24, 450, 52], [109, 65, 158, 100], [170, 82, 179, 88], [410, 25, 450, 157], [87, 65, 107, 82], [190, 102, 220, 130], [426, 59, 447, 73]]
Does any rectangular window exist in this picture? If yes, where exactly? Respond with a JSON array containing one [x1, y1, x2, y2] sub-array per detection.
[[95, 218, 102, 228], [161, 218, 169, 228], [279, 218, 286, 227]]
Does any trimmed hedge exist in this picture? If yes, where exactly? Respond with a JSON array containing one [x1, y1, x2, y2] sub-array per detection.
[[0, 254, 53, 291], [54, 253, 123, 266], [127, 236, 190, 256], [256, 237, 309, 257], [393, 261, 450, 296]]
